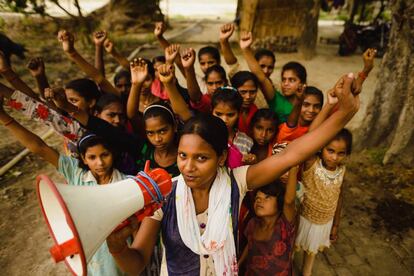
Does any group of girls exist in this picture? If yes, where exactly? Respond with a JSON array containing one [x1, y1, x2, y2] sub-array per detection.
[[0, 21, 376, 276]]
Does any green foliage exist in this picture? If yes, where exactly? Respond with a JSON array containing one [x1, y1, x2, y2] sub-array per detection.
[[366, 147, 388, 165], [0, 17, 5, 31], [3, 0, 47, 15]]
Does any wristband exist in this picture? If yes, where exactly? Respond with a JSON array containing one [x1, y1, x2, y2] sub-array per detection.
[[358, 71, 367, 80], [3, 118, 14, 127]]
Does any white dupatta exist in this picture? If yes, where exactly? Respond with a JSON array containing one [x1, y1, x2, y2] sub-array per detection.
[[175, 167, 238, 275]]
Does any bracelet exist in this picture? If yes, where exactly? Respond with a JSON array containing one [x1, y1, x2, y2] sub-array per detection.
[[3, 118, 14, 127], [358, 71, 368, 80]]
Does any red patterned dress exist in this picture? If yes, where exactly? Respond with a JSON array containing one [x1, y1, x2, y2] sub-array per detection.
[[245, 215, 296, 276]]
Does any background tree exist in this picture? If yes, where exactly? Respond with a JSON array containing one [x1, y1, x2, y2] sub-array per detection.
[[2, 0, 163, 35], [355, 0, 414, 166], [236, 0, 320, 59]]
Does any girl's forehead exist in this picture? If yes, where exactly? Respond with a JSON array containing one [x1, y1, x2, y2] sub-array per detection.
[[326, 139, 348, 151], [282, 69, 298, 78], [255, 117, 276, 127], [213, 102, 237, 112], [199, 53, 216, 61], [179, 134, 216, 153], [85, 144, 109, 154], [102, 101, 123, 110]]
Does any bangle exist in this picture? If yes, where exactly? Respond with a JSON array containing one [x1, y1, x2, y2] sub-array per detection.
[[3, 118, 14, 126], [358, 71, 368, 80]]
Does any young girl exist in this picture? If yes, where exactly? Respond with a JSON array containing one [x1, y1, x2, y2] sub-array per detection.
[[230, 71, 259, 133], [239, 166, 298, 275], [106, 72, 359, 276], [0, 100, 130, 276], [295, 129, 353, 276], [0, 56, 100, 157], [180, 47, 228, 113], [250, 109, 279, 163], [126, 58, 159, 117], [211, 87, 255, 167], [151, 55, 169, 100], [239, 31, 307, 124], [254, 48, 276, 79]]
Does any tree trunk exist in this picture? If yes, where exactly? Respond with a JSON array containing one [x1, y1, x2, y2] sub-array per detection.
[[91, 0, 163, 32], [237, 0, 319, 59], [354, 0, 414, 166]]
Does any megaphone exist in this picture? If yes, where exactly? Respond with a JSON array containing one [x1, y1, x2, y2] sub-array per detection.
[[36, 164, 172, 276]]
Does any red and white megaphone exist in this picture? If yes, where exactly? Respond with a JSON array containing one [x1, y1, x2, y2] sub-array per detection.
[[36, 162, 172, 276]]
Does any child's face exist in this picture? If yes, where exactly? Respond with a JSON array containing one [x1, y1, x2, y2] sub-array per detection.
[[206, 71, 226, 95], [252, 118, 277, 146], [321, 139, 348, 170], [281, 69, 302, 97], [82, 144, 114, 179], [258, 56, 275, 78], [141, 75, 154, 94], [65, 88, 94, 112], [254, 191, 278, 217], [145, 116, 175, 150], [115, 76, 131, 96], [178, 134, 226, 190], [300, 94, 322, 124], [199, 54, 219, 74], [212, 102, 238, 131], [96, 102, 126, 128], [238, 80, 257, 108]]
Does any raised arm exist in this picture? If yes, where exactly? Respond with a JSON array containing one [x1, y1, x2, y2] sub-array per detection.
[[0, 96, 59, 168], [27, 57, 50, 99], [126, 58, 147, 119], [45, 87, 142, 155], [57, 30, 118, 96], [246, 73, 359, 190], [285, 84, 305, 127], [158, 63, 192, 121], [180, 48, 203, 103], [93, 30, 107, 77], [283, 166, 298, 222], [0, 51, 38, 99], [155, 22, 186, 76], [0, 82, 16, 98], [103, 38, 130, 71], [308, 87, 338, 132], [239, 32, 275, 101], [354, 48, 376, 95], [219, 23, 237, 65]]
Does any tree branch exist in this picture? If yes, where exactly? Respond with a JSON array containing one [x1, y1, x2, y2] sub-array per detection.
[[73, 0, 84, 18], [50, 0, 77, 19]]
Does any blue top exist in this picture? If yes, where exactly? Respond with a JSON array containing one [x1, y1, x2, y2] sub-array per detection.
[[58, 155, 127, 276]]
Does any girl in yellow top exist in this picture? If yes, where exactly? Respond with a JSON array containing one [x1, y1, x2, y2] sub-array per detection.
[[295, 128, 353, 276]]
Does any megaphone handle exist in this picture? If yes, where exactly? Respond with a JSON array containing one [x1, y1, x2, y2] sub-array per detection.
[[144, 160, 150, 173], [50, 238, 79, 263]]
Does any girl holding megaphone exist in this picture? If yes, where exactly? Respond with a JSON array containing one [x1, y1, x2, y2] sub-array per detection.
[[106, 73, 360, 276], [0, 95, 132, 275]]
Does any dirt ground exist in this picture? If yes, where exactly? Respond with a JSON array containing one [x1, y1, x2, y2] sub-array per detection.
[[0, 18, 413, 275]]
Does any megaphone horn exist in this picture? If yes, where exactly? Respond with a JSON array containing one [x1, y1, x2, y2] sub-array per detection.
[[36, 165, 172, 276]]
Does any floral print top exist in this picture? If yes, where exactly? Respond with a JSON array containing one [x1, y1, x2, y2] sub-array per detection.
[[8, 90, 85, 156], [245, 215, 296, 276]]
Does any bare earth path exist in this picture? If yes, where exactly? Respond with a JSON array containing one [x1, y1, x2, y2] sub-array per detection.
[[0, 19, 412, 275]]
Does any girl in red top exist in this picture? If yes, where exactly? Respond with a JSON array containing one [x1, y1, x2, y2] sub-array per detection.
[[239, 166, 298, 276]]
